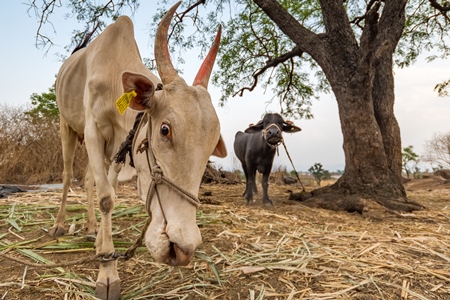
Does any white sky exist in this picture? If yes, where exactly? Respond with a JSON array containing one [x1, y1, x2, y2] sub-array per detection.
[[1, 2, 449, 173]]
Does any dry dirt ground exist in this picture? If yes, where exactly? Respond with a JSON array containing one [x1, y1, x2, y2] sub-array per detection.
[[0, 177, 449, 299]]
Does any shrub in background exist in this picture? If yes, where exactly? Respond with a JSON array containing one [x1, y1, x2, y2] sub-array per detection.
[[0, 104, 87, 184], [308, 162, 331, 187]]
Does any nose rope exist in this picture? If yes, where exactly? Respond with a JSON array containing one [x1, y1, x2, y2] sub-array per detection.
[[134, 117, 201, 217], [262, 123, 283, 153]]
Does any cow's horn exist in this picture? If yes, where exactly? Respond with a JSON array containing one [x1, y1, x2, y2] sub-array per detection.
[[155, 1, 181, 85], [193, 25, 222, 89]]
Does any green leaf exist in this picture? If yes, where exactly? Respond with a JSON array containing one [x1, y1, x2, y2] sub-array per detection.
[[195, 251, 222, 285], [7, 218, 22, 232], [16, 248, 65, 273]]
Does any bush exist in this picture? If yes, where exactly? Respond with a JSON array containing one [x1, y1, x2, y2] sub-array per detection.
[[0, 104, 87, 184], [308, 162, 330, 187]]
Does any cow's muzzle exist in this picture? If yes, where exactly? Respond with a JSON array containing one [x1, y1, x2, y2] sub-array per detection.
[[145, 218, 202, 267]]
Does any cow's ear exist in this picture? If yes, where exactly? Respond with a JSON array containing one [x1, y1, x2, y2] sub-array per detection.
[[282, 122, 301, 133], [122, 71, 155, 111], [211, 135, 227, 158], [244, 120, 264, 133]]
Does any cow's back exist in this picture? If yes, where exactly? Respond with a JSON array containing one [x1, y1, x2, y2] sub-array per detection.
[[56, 49, 88, 134], [56, 16, 160, 161]]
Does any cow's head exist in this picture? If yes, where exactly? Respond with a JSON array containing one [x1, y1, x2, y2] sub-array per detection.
[[245, 113, 301, 145], [120, 1, 226, 266]]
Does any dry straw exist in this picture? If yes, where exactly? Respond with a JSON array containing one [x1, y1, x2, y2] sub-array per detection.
[[0, 181, 449, 299]]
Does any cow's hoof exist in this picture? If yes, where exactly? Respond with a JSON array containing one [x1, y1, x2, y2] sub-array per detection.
[[48, 226, 65, 239], [95, 280, 121, 300]]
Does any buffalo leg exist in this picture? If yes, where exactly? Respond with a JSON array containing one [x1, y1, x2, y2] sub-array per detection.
[[251, 169, 258, 195], [261, 171, 273, 206], [244, 166, 257, 204], [241, 162, 249, 197]]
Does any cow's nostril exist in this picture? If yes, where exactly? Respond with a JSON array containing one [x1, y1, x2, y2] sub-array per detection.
[[166, 242, 193, 266]]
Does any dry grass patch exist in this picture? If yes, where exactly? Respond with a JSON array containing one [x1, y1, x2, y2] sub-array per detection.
[[0, 180, 449, 299], [0, 104, 87, 184]]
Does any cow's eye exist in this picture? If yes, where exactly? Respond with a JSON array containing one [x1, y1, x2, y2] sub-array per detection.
[[160, 123, 171, 137]]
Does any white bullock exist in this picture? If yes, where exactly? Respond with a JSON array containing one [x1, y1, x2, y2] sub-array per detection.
[[52, 2, 226, 299]]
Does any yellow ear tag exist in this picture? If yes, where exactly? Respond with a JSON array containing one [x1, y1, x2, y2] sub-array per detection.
[[115, 90, 137, 114]]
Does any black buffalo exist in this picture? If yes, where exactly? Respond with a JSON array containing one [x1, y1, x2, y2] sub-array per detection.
[[234, 113, 301, 205]]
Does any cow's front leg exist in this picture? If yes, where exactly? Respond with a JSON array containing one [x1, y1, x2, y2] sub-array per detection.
[[261, 172, 273, 206], [91, 178, 120, 300], [85, 163, 97, 241], [95, 193, 120, 300], [85, 120, 121, 300], [107, 160, 122, 192]]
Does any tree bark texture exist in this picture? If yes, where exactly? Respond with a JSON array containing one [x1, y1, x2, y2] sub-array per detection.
[[253, 0, 423, 213]]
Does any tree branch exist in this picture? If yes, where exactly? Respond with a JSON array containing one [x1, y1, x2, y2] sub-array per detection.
[[428, 0, 450, 12], [359, 0, 380, 65], [178, 0, 206, 20], [252, 0, 323, 58], [349, 0, 378, 30], [428, 0, 450, 22], [375, 0, 408, 62], [169, 0, 206, 40], [27, 0, 137, 52], [280, 57, 296, 104], [434, 78, 450, 97], [233, 47, 303, 97], [28, 0, 61, 52], [319, 0, 355, 38]]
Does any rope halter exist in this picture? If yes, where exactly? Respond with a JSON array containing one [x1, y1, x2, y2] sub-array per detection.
[[133, 114, 201, 217], [262, 123, 283, 152]]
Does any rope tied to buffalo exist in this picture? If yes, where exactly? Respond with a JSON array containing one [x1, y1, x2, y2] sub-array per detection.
[[281, 140, 306, 192]]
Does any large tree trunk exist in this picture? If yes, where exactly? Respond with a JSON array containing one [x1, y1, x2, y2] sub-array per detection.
[[301, 1, 423, 214], [303, 68, 423, 214], [255, 0, 425, 214]]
